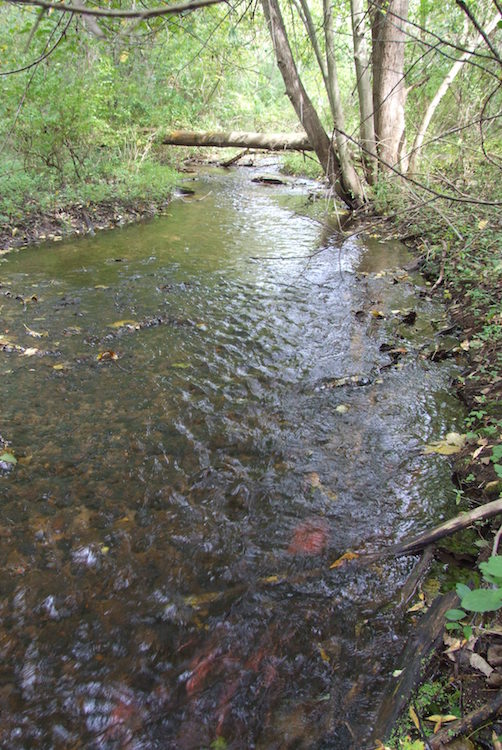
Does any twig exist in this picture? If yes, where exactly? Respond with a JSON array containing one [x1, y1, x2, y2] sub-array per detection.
[[430, 241, 447, 292], [492, 523, 502, 556]]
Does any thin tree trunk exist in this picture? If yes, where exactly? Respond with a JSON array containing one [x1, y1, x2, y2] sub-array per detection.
[[371, 0, 409, 168], [408, 14, 500, 174], [261, 0, 362, 208], [323, 0, 364, 199], [350, 0, 377, 183]]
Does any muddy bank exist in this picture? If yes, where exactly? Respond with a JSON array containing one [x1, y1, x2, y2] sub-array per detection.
[[0, 195, 172, 255]]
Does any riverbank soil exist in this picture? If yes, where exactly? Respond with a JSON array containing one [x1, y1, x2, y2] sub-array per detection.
[[371, 176, 502, 749]]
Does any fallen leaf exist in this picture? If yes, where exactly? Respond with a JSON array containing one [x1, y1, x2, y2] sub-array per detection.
[[329, 550, 359, 569], [108, 320, 137, 328], [426, 714, 458, 733], [0, 452, 17, 465], [409, 706, 420, 731], [370, 310, 385, 319], [288, 518, 329, 555], [23, 347, 40, 357], [469, 652, 493, 677], [97, 350, 118, 361], [424, 432, 466, 455], [23, 324, 47, 338], [407, 600, 426, 613]]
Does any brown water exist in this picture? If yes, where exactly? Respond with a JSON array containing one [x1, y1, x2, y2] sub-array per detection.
[[0, 167, 461, 749]]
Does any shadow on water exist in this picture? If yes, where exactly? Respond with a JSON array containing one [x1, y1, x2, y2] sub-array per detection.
[[0, 167, 462, 748]]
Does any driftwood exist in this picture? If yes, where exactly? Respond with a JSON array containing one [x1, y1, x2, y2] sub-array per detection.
[[428, 689, 502, 749], [160, 129, 313, 152], [220, 148, 251, 167], [372, 590, 459, 744], [393, 498, 502, 557]]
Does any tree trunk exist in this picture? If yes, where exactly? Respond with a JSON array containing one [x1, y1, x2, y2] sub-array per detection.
[[350, 0, 377, 183], [260, 0, 362, 208], [371, 0, 409, 168], [160, 130, 313, 151], [323, 0, 364, 199], [407, 13, 500, 174]]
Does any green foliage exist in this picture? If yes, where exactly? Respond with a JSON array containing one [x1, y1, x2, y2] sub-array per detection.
[[445, 555, 502, 634]]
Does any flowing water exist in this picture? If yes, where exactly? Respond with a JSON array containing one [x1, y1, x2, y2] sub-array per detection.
[[0, 167, 461, 749]]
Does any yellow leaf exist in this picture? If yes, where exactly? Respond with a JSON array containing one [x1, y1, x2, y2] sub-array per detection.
[[478, 219, 488, 230], [120, 51, 129, 63], [52, 364, 66, 370], [329, 551, 359, 569], [94, 285, 110, 290], [23, 347, 39, 357], [108, 320, 137, 328], [370, 310, 385, 319], [318, 645, 330, 663], [260, 575, 280, 584], [424, 432, 466, 455], [407, 600, 426, 613], [409, 706, 420, 731]]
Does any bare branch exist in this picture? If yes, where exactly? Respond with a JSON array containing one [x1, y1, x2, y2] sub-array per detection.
[[455, 0, 502, 65], [7, 0, 229, 20]]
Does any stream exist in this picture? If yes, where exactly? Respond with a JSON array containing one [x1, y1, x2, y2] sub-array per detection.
[[0, 167, 462, 749]]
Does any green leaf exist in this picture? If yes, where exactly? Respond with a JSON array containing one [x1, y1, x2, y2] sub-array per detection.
[[463, 625, 473, 640], [494, 464, 502, 478], [445, 608, 466, 621], [492, 445, 502, 462], [461, 587, 502, 613], [456, 582, 471, 599], [445, 622, 461, 630], [480, 556, 502, 581], [0, 452, 17, 465]]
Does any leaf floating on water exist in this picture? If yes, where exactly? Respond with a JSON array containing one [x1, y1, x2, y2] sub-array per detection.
[[97, 350, 119, 361], [424, 432, 466, 455], [0, 452, 17, 465], [23, 347, 40, 357], [23, 324, 47, 338], [108, 320, 138, 329], [329, 550, 359, 569]]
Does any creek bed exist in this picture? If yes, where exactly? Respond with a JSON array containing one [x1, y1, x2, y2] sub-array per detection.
[[0, 167, 461, 748]]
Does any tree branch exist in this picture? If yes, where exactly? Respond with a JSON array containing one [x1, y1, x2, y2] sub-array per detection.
[[7, 0, 228, 20]]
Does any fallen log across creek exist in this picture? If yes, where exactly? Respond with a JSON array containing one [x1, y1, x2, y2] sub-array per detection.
[[160, 129, 313, 152]]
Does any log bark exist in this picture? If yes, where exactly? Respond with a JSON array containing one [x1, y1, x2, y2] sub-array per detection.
[[161, 130, 313, 152], [373, 590, 459, 744], [429, 690, 502, 749]]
